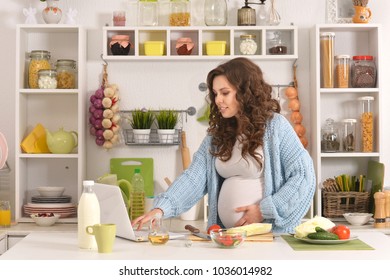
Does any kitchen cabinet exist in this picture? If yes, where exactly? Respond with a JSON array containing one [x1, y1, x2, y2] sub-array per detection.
[[102, 26, 297, 60], [15, 25, 86, 222], [310, 24, 382, 217], [0, 234, 6, 255]]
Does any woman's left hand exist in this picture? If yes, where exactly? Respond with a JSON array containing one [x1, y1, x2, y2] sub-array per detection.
[[234, 204, 263, 227]]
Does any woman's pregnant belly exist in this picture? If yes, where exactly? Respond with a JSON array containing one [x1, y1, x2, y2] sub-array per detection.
[[218, 176, 263, 228]]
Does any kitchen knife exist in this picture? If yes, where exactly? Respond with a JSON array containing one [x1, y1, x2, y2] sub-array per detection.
[[185, 225, 211, 240]]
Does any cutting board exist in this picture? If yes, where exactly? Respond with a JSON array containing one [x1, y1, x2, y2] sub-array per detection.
[[110, 158, 154, 197], [367, 160, 385, 213], [188, 232, 274, 242]]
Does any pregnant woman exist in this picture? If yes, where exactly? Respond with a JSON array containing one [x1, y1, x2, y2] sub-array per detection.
[[133, 57, 316, 233]]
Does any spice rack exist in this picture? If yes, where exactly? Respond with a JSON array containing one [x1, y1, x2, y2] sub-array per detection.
[[310, 24, 382, 218], [120, 107, 196, 146], [102, 26, 297, 60]]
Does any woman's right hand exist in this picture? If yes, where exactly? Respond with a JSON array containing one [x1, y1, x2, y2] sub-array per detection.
[[131, 208, 164, 230]]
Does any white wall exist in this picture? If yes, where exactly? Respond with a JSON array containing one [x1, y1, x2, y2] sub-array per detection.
[[1, 0, 389, 204]]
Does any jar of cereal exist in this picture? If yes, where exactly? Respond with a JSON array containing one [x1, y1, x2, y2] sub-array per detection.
[[239, 34, 257, 55], [358, 96, 374, 152], [56, 59, 76, 89], [38, 69, 57, 89], [169, 0, 190, 26], [28, 50, 51, 89]]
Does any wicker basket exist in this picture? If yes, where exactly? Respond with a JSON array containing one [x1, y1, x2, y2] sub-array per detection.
[[322, 191, 370, 218]]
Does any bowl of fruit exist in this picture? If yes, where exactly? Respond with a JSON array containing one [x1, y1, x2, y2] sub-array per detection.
[[210, 229, 246, 249], [30, 213, 60, 226]]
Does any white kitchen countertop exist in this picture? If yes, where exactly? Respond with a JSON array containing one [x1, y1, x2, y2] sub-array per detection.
[[1, 219, 390, 260]]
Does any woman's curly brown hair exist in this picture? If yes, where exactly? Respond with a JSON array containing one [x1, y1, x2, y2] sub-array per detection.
[[206, 57, 280, 167]]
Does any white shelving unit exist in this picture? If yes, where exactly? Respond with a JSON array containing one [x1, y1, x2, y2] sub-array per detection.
[[15, 25, 86, 223], [102, 26, 298, 60], [310, 24, 382, 217]]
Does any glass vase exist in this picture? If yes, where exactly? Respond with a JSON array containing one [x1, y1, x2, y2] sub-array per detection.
[[42, 0, 62, 24]]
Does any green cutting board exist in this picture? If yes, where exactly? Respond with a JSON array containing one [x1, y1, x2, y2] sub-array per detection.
[[367, 160, 385, 213], [110, 158, 154, 197]]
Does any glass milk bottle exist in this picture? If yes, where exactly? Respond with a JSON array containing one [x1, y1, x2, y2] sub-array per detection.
[[78, 180, 100, 249], [358, 96, 374, 152]]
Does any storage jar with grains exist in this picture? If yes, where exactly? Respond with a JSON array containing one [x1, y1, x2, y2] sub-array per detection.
[[38, 69, 57, 89], [55, 59, 76, 89], [341, 119, 356, 152], [170, 0, 190, 26], [358, 96, 374, 152], [320, 32, 335, 88], [351, 55, 376, 88], [239, 34, 257, 55], [321, 118, 340, 152], [28, 50, 51, 89], [335, 55, 350, 88]]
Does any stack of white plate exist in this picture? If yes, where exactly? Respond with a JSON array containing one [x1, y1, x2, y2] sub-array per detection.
[[24, 202, 77, 218]]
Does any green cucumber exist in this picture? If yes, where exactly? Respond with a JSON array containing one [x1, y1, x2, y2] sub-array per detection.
[[315, 226, 327, 233], [307, 232, 339, 240]]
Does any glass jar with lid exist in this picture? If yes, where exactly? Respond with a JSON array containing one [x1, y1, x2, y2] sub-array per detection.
[[38, 69, 57, 89], [239, 34, 257, 55], [321, 118, 340, 152], [55, 59, 76, 89], [341, 118, 357, 152], [320, 32, 335, 88], [169, 0, 190, 26], [204, 0, 227, 26], [28, 50, 51, 89], [358, 96, 374, 152], [351, 55, 376, 88], [268, 31, 287, 55], [335, 54, 350, 88], [138, 0, 158, 26]]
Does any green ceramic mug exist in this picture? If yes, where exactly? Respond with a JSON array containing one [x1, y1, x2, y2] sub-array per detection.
[[86, 224, 116, 253]]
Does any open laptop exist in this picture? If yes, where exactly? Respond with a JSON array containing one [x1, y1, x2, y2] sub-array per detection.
[[92, 183, 184, 242]]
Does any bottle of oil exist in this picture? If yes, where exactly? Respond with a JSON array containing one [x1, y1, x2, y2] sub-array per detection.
[[130, 168, 145, 220]]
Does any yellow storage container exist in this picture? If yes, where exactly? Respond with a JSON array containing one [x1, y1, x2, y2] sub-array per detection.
[[20, 123, 50, 153], [144, 41, 165, 56], [206, 41, 226, 56]]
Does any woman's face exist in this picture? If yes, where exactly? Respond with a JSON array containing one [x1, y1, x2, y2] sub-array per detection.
[[213, 75, 240, 118]]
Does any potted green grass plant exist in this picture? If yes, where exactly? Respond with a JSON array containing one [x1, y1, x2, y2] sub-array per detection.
[[155, 109, 178, 143], [130, 109, 155, 143]]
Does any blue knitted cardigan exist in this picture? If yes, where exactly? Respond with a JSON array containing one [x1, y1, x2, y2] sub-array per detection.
[[154, 113, 316, 233]]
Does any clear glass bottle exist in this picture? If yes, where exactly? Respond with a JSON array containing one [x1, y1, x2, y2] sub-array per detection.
[[267, 0, 281, 26], [358, 96, 374, 152], [204, 0, 227, 26], [38, 69, 57, 89], [335, 55, 350, 88], [28, 50, 51, 89], [131, 168, 145, 220], [268, 31, 287, 55], [55, 59, 76, 89], [239, 34, 257, 55], [321, 118, 340, 152], [258, 0, 268, 26], [320, 32, 335, 88], [169, 0, 190, 26], [341, 119, 357, 152], [78, 180, 100, 249], [138, 0, 159, 26], [351, 55, 377, 88], [148, 212, 169, 245]]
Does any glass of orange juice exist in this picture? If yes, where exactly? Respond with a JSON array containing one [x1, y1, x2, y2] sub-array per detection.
[[0, 201, 11, 227]]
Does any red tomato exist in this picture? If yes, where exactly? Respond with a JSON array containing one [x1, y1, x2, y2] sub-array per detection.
[[207, 224, 221, 235], [219, 235, 233, 246], [330, 225, 350, 240]]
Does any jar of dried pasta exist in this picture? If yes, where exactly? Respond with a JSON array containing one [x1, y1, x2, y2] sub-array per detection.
[[55, 59, 76, 89], [169, 0, 190, 26], [358, 96, 374, 152], [335, 54, 350, 88], [28, 50, 51, 89]]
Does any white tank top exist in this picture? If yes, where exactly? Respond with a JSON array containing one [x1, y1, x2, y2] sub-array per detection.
[[216, 140, 264, 228]]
